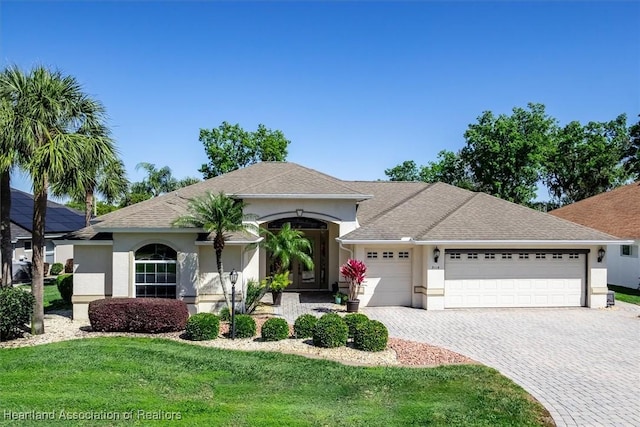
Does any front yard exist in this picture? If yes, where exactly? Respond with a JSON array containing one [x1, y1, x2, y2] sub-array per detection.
[[0, 337, 552, 426]]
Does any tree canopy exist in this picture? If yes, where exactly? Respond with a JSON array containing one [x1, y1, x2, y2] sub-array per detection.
[[199, 122, 290, 179], [385, 103, 635, 207]]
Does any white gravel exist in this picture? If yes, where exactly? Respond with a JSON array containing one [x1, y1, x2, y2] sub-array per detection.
[[0, 312, 474, 367]]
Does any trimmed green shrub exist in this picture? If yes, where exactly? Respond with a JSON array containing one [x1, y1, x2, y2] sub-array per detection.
[[88, 298, 189, 333], [185, 313, 220, 341], [233, 314, 256, 338], [0, 287, 35, 341], [343, 313, 369, 338], [56, 274, 73, 304], [261, 317, 289, 341], [354, 320, 389, 352], [312, 313, 348, 348], [219, 306, 241, 322], [293, 314, 317, 339], [50, 262, 64, 275]]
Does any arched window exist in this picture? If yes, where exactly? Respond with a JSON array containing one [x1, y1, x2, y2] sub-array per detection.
[[134, 244, 177, 299]]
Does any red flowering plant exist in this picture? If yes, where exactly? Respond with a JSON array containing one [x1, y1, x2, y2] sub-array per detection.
[[340, 259, 367, 302]]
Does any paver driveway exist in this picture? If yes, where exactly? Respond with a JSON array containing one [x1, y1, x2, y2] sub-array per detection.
[[364, 303, 640, 427]]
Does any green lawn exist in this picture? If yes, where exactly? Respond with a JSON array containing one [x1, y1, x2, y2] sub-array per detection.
[[16, 281, 71, 312], [609, 284, 640, 305], [0, 338, 552, 426]]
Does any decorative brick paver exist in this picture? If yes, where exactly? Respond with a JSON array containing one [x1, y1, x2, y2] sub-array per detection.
[[363, 303, 640, 427], [275, 292, 640, 426]]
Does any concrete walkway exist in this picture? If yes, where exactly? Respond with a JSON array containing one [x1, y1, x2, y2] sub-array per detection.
[[276, 292, 640, 427]]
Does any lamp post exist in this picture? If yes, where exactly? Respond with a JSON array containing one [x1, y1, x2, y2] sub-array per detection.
[[230, 268, 238, 339]]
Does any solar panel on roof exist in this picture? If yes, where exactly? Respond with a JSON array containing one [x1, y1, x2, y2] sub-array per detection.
[[9, 188, 85, 233]]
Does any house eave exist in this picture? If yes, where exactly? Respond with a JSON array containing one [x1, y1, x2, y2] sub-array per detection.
[[414, 239, 633, 245], [234, 193, 373, 201], [55, 240, 114, 246]]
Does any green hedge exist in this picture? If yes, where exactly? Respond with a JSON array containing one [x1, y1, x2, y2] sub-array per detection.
[[50, 263, 64, 275], [185, 313, 220, 341], [343, 313, 369, 338], [354, 320, 389, 352], [312, 313, 348, 348], [293, 314, 317, 339], [261, 317, 289, 341], [56, 274, 73, 304], [0, 288, 35, 341], [233, 314, 256, 338]]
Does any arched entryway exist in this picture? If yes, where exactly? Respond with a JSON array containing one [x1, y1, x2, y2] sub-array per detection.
[[267, 217, 329, 290]]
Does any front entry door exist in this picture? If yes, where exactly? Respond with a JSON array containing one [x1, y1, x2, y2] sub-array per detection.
[[289, 230, 328, 290]]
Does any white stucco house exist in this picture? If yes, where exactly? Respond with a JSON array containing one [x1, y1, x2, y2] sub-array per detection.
[[550, 182, 640, 289], [65, 162, 624, 320]]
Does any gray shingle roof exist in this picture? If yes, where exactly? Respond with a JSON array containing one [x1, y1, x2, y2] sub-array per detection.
[[10, 222, 31, 241], [65, 162, 619, 243]]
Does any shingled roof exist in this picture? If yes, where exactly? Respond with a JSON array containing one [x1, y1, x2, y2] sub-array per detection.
[[10, 188, 85, 234], [66, 162, 619, 243], [549, 182, 640, 239]]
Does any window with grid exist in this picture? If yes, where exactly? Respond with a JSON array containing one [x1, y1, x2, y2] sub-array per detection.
[[467, 253, 478, 259], [502, 253, 512, 259], [382, 251, 394, 259], [366, 251, 378, 259], [484, 253, 496, 259], [449, 253, 461, 260], [519, 253, 529, 259], [552, 253, 563, 259], [535, 253, 546, 259], [569, 253, 580, 259], [135, 244, 177, 299], [398, 251, 410, 259]]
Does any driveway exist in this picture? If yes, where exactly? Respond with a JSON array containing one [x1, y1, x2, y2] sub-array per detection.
[[364, 303, 640, 427]]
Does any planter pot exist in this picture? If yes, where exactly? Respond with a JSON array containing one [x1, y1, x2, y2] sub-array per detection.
[[346, 299, 360, 313], [334, 296, 341, 304], [272, 291, 283, 306]]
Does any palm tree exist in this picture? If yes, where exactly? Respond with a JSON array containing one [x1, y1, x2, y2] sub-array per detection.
[[2, 65, 114, 334], [135, 162, 178, 197], [0, 92, 17, 287], [52, 122, 128, 227], [172, 192, 256, 309], [259, 223, 314, 276]]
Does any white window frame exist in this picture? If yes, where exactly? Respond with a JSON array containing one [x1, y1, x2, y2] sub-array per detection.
[[621, 245, 632, 257], [398, 251, 410, 259], [134, 244, 178, 299], [366, 251, 378, 259]]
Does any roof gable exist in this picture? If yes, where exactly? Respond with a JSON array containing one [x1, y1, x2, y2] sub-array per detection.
[[549, 182, 640, 239]]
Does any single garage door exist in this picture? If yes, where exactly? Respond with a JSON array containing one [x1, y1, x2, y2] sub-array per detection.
[[445, 250, 585, 308], [365, 249, 412, 306]]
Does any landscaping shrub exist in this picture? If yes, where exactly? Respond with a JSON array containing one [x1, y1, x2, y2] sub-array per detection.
[[312, 313, 348, 348], [50, 262, 64, 275], [88, 298, 188, 333], [261, 317, 289, 341], [56, 274, 73, 304], [245, 279, 267, 314], [343, 313, 369, 338], [293, 314, 317, 339], [0, 287, 35, 341], [64, 258, 74, 274], [219, 306, 241, 322], [233, 314, 256, 338], [185, 313, 220, 341], [354, 320, 389, 352]]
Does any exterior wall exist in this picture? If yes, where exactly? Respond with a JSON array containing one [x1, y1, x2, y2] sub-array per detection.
[[72, 244, 113, 320], [606, 241, 640, 288], [54, 243, 74, 265], [14, 243, 28, 262], [246, 199, 358, 226]]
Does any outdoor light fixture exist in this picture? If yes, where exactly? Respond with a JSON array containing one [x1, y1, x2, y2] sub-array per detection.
[[296, 209, 304, 217], [597, 247, 606, 263], [230, 269, 239, 339], [434, 247, 441, 263]]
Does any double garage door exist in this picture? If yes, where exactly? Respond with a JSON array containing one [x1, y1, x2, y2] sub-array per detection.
[[444, 250, 585, 308]]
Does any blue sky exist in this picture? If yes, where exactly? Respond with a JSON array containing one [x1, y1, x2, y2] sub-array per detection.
[[2, 1, 639, 198]]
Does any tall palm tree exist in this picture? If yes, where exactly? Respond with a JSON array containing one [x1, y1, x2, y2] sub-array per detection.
[[172, 192, 257, 309], [0, 93, 17, 287], [52, 122, 128, 227], [2, 65, 114, 334], [258, 223, 314, 276]]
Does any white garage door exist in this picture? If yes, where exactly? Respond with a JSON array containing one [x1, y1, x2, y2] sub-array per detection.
[[445, 251, 585, 308], [364, 249, 412, 306]]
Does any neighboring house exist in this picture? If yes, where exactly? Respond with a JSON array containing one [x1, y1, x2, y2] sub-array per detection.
[[8, 188, 85, 265], [66, 162, 622, 320], [550, 182, 640, 289]]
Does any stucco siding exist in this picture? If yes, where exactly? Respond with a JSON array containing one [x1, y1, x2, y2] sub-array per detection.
[[198, 245, 242, 295], [54, 243, 74, 265], [606, 241, 640, 288]]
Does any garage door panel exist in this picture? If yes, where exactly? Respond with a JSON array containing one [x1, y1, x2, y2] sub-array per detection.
[[365, 250, 412, 307], [445, 252, 584, 308]]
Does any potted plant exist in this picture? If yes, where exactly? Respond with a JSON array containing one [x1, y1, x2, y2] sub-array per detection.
[[340, 259, 367, 312], [267, 271, 291, 306]]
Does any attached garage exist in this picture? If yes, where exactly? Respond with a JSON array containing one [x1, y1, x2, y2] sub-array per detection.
[[364, 249, 412, 306], [444, 250, 586, 308]]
